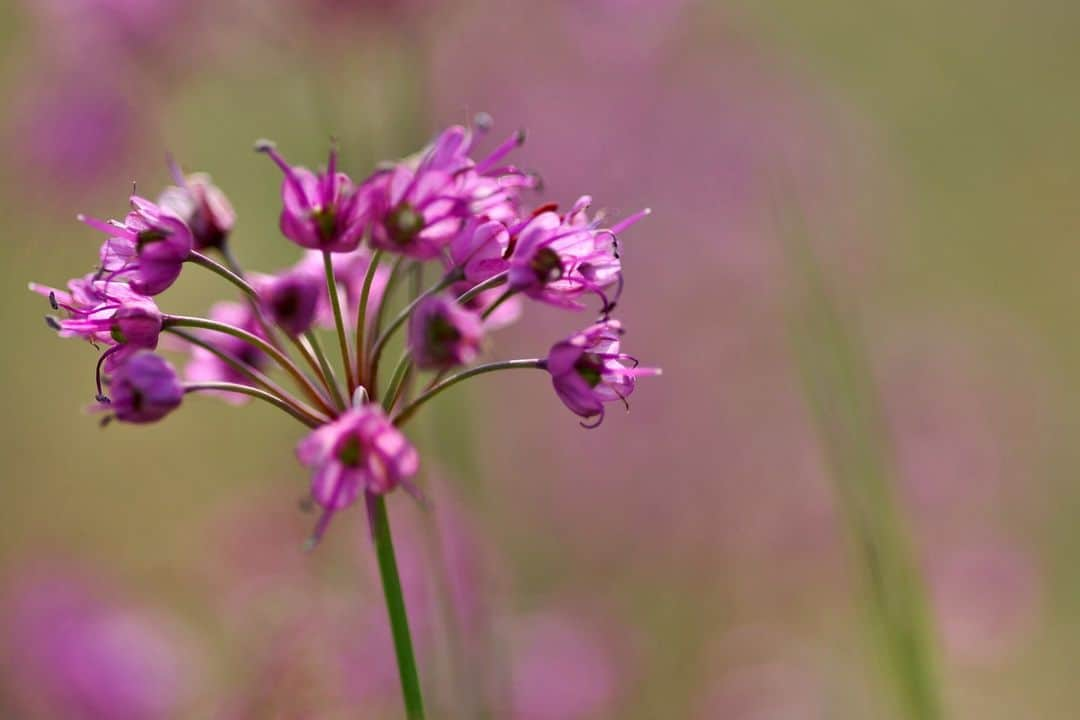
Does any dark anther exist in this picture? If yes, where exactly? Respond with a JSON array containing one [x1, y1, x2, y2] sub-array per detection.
[[45, 316, 61, 331], [253, 138, 276, 153], [96, 394, 111, 404], [99, 416, 113, 428], [48, 291, 58, 310], [298, 496, 315, 513]]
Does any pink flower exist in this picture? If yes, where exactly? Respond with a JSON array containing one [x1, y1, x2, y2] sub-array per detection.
[[366, 123, 535, 259], [545, 319, 660, 427], [407, 293, 484, 370], [81, 196, 193, 296], [101, 351, 184, 424], [296, 405, 420, 542], [31, 274, 161, 368], [157, 161, 236, 250], [257, 142, 365, 252], [508, 197, 648, 312]]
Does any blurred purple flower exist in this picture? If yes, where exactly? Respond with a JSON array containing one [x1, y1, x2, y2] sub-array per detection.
[[1, 565, 198, 720], [158, 164, 237, 251], [507, 614, 620, 720], [930, 543, 1040, 664], [8, 75, 140, 197], [408, 293, 484, 370], [251, 268, 322, 337], [185, 301, 269, 401]]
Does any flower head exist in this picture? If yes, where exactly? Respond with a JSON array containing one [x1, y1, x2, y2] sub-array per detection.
[[252, 268, 322, 337], [366, 123, 535, 259], [545, 320, 660, 427], [408, 293, 484, 370], [100, 350, 183, 424], [257, 141, 365, 252], [32, 274, 161, 358], [81, 196, 193, 296], [508, 198, 647, 313], [297, 405, 420, 543], [157, 160, 236, 250]]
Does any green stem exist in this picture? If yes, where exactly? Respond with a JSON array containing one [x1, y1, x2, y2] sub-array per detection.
[[355, 249, 385, 389], [779, 200, 944, 720], [165, 328, 329, 425], [455, 271, 508, 306], [365, 492, 426, 719], [184, 382, 321, 428], [322, 251, 356, 393], [304, 330, 347, 410], [164, 315, 335, 417], [481, 288, 516, 320], [381, 353, 413, 412], [393, 359, 545, 427], [188, 251, 255, 298]]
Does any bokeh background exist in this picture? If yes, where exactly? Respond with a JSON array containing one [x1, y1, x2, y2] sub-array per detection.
[[1, 0, 1078, 717]]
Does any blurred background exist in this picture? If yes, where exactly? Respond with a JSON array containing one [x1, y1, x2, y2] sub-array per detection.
[[1, 0, 1078, 717]]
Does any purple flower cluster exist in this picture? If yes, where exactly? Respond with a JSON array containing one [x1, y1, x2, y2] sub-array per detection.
[[32, 116, 658, 543]]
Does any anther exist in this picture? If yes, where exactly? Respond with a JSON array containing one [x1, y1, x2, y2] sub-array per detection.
[[474, 112, 494, 132], [48, 291, 59, 310], [45, 316, 61, 331], [253, 138, 276, 153]]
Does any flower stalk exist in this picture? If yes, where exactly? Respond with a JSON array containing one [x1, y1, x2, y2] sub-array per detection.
[[366, 492, 426, 720]]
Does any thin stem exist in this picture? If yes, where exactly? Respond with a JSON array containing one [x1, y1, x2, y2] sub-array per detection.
[[165, 328, 329, 425], [369, 255, 409, 353], [189, 249, 283, 349], [481, 288, 516, 320], [381, 353, 413, 412], [354, 249, 385, 389], [366, 492, 426, 719], [288, 334, 340, 410], [188, 251, 257, 298], [393, 359, 545, 427], [184, 383, 321, 428], [322, 251, 356, 392], [164, 315, 335, 417], [303, 331, 347, 410], [369, 269, 463, 391], [455, 271, 508, 306]]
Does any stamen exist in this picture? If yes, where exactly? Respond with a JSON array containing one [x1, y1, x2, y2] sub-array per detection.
[[255, 140, 309, 202], [95, 345, 123, 400], [166, 153, 187, 186], [45, 316, 61, 331], [475, 130, 526, 174], [609, 207, 651, 235], [48, 291, 58, 310]]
